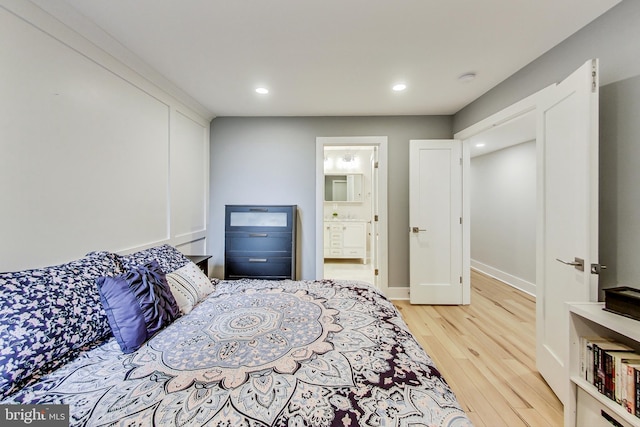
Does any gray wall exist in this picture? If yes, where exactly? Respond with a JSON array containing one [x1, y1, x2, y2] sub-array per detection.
[[454, 0, 640, 292], [470, 141, 536, 287], [209, 116, 452, 284], [210, 1, 640, 290], [454, 0, 640, 133]]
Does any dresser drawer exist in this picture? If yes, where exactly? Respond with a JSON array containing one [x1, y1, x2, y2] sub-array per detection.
[[225, 232, 292, 255], [343, 248, 365, 257], [225, 205, 294, 232], [225, 256, 293, 279], [576, 388, 634, 427]]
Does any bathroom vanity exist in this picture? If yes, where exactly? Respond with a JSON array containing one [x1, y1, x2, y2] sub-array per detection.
[[323, 219, 367, 263]]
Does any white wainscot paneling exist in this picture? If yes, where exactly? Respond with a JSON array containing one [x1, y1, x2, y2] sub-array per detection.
[[176, 238, 207, 257], [0, 8, 170, 270], [171, 110, 208, 244]]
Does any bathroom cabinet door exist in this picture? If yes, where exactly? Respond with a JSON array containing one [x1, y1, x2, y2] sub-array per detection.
[[342, 222, 366, 262]]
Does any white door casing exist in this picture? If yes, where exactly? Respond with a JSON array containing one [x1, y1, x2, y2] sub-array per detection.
[[409, 140, 464, 304], [536, 59, 600, 404], [371, 147, 379, 277], [315, 136, 389, 294]]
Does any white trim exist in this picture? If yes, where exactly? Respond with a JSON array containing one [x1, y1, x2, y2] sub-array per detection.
[[316, 136, 388, 296], [454, 86, 553, 305], [172, 231, 208, 246], [454, 89, 546, 141], [462, 142, 471, 304], [386, 287, 410, 300], [471, 260, 536, 297], [116, 239, 174, 255]]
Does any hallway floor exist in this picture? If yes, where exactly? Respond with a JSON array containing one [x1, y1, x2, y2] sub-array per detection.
[[323, 259, 375, 284]]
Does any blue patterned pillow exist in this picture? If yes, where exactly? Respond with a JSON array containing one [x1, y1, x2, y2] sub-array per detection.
[[97, 275, 148, 354], [117, 244, 190, 274], [0, 251, 121, 399]]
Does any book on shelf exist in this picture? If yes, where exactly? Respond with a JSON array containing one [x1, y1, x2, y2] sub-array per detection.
[[580, 335, 640, 418], [607, 351, 640, 403], [581, 337, 611, 383], [636, 366, 640, 418], [580, 337, 633, 388], [623, 362, 640, 415]]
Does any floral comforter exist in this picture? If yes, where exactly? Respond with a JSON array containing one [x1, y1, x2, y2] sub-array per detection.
[[2, 279, 472, 426]]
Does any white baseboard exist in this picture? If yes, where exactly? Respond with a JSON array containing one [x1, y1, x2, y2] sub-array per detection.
[[386, 262, 536, 301], [471, 260, 536, 297], [385, 286, 410, 300]]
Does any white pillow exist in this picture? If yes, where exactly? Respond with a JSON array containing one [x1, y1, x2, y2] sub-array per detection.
[[166, 262, 215, 314]]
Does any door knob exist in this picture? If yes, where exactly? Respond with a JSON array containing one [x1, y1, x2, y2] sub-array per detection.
[[556, 257, 584, 272], [411, 227, 426, 233], [590, 263, 607, 274]]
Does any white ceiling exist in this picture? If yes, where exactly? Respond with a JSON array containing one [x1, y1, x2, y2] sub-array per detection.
[[38, 0, 620, 117]]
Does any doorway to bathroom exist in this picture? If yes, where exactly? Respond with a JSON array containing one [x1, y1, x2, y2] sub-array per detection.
[[315, 137, 388, 294]]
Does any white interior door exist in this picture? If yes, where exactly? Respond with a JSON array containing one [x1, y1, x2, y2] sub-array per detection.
[[409, 140, 463, 304], [536, 59, 600, 404]]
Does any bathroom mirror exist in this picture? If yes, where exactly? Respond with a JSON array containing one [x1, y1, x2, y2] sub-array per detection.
[[324, 174, 363, 202]]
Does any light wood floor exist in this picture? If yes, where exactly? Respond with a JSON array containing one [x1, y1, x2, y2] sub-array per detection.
[[393, 270, 563, 427]]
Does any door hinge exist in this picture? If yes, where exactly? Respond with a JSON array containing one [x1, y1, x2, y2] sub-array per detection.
[[374, 215, 378, 222], [459, 157, 462, 165], [459, 276, 462, 284], [374, 161, 379, 168], [374, 269, 379, 276], [591, 63, 598, 93], [459, 217, 462, 224]]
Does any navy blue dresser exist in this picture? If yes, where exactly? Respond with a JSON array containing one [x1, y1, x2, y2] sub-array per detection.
[[224, 205, 297, 280]]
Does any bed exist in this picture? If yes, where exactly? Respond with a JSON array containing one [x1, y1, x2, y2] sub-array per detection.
[[0, 246, 472, 426]]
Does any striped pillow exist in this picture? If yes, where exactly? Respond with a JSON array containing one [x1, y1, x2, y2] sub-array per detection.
[[166, 262, 215, 314]]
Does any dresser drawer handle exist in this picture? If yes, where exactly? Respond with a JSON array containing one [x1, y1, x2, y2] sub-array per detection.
[[249, 208, 268, 212], [248, 258, 267, 263], [249, 233, 268, 237]]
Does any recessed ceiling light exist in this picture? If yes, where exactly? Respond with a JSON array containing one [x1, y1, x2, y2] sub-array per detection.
[[475, 143, 486, 148], [458, 72, 476, 82], [392, 83, 407, 92], [255, 87, 269, 94]]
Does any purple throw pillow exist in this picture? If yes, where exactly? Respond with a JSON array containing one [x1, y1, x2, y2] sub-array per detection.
[[97, 275, 147, 353], [98, 260, 180, 353], [126, 260, 180, 337]]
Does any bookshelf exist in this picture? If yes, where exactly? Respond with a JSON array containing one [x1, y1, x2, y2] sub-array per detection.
[[567, 302, 640, 427]]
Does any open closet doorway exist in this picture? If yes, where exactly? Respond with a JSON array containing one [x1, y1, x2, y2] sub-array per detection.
[[464, 109, 537, 296], [315, 137, 388, 295], [455, 59, 601, 405], [456, 93, 541, 302]]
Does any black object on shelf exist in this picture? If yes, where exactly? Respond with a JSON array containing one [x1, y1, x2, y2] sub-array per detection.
[[603, 286, 640, 321]]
